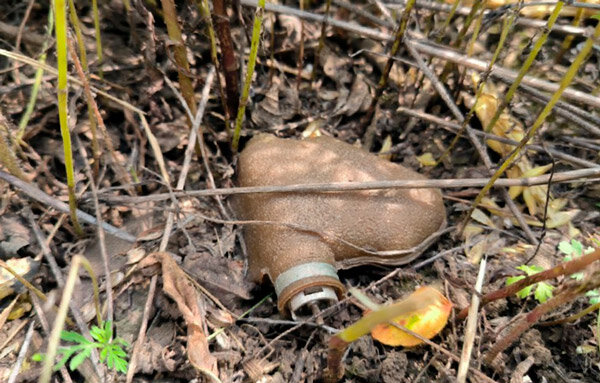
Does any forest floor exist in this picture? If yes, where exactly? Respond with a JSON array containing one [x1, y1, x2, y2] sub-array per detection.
[[1, 0, 600, 382]]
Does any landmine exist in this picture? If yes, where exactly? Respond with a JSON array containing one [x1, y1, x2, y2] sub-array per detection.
[[235, 134, 446, 318]]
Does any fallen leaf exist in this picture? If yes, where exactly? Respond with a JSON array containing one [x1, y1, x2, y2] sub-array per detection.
[[371, 286, 452, 347], [145, 252, 218, 377], [378, 136, 393, 160], [416, 152, 436, 167]]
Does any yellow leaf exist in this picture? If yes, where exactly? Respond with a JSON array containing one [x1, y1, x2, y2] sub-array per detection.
[[371, 287, 452, 347], [470, 208, 496, 228], [302, 120, 323, 138], [417, 152, 436, 167], [509, 185, 523, 199], [546, 210, 580, 229], [523, 188, 537, 216], [520, 163, 552, 178], [379, 135, 393, 160]]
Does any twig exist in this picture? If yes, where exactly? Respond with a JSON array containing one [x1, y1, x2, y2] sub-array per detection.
[[67, 37, 134, 194], [483, 281, 590, 364], [30, 295, 73, 383], [458, 20, 600, 236], [396, 107, 598, 168], [238, 0, 599, 109], [7, 321, 35, 383], [457, 248, 600, 319], [386, 321, 499, 383], [213, 0, 239, 120], [0, 170, 136, 242], [239, 317, 337, 333], [361, 0, 415, 133], [409, 39, 600, 110], [333, 0, 395, 28], [95, 166, 600, 204], [404, 40, 538, 244], [75, 135, 113, 324], [125, 273, 157, 383], [516, 83, 600, 137], [24, 206, 64, 286], [386, 0, 588, 36], [127, 68, 217, 383], [457, 257, 486, 383]]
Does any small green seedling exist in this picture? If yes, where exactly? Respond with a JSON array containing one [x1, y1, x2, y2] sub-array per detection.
[[559, 239, 595, 281], [506, 265, 554, 303], [33, 320, 129, 374]]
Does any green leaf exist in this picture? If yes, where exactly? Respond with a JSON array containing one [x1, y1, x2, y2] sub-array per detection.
[[558, 240, 573, 256], [111, 347, 127, 358], [114, 357, 128, 374], [571, 239, 583, 257], [61, 330, 91, 344], [104, 320, 113, 339], [69, 347, 92, 371], [534, 282, 554, 303], [571, 272, 585, 281], [516, 285, 533, 299], [113, 337, 129, 348], [32, 353, 45, 362], [591, 12, 600, 21], [517, 264, 543, 276], [90, 325, 106, 343], [100, 346, 109, 362], [506, 275, 526, 286], [54, 348, 77, 371], [586, 290, 600, 305]]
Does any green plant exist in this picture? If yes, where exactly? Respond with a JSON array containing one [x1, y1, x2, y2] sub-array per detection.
[[559, 238, 595, 281], [33, 320, 129, 374], [506, 265, 554, 303], [231, 0, 265, 151]]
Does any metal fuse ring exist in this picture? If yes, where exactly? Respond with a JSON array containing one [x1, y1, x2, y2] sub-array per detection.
[[274, 262, 339, 296]]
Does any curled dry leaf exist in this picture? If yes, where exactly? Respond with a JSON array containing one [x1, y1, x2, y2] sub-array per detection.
[[371, 286, 452, 347], [143, 252, 218, 377]]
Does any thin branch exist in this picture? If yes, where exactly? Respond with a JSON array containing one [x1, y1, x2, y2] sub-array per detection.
[[0, 170, 136, 242], [94, 166, 600, 204]]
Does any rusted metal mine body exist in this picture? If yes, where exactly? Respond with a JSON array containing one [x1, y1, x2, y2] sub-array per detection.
[[235, 134, 446, 317]]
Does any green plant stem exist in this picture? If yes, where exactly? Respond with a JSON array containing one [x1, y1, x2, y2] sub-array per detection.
[[39, 255, 98, 383], [459, 15, 599, 236], [438, 0, 461, 36], [542, 301, 600, 326], [160, 0, 197, 117], [0, 118, 26, 180], [436, 3, 520, 166], [66, 37, 134, 194], [325, 287, 440, 382], [439, 0, 484, 82], [483, 1, 564, 133], [54, 0, 83, 236], [196, 0, 230, 129], [458, 248, 600, 319], [67, 0, 100, 177], [67, 0, 87, 71], [17, 6, 54, 142], [91, 0, 103, 78], [554, 7, 584, 64], [231, 0, 265, 151], [313, 0, 332, 81], [212, 0, 239, 122], [360, 0, 415, 131], [484, 283, 586, 364]]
